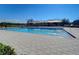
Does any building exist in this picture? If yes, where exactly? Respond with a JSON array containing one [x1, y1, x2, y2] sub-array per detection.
[[27, 19, 63, 26]]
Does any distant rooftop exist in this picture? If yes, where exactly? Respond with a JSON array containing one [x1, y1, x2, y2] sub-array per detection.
[[30, 19, 62, 23]]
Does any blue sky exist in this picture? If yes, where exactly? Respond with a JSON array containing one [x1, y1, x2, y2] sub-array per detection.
[[0, 4, 79, 22]]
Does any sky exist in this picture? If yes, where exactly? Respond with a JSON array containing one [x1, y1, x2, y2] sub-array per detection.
[[0, 4, 79, 23]]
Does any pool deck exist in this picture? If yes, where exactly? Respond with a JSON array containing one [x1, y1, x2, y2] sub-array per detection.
[[0, 27, 79, 55]]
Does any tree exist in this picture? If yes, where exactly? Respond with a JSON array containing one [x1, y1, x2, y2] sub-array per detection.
[[27, 19, 34, 23], [72, 19, 79, 25], [27, 19, 34, 26], [62, 18, 70, 26]]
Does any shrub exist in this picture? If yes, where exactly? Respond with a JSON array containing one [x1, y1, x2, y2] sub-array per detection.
[[0, 43, 16, 55]]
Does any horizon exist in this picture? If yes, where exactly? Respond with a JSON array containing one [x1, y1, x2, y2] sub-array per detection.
[[0, 4, 79, 22]]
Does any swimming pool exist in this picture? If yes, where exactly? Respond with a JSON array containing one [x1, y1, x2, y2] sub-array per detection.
[[0, 27, 73, 38]]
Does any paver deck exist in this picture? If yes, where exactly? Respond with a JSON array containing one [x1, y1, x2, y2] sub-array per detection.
[[0, 28, 79, 55]]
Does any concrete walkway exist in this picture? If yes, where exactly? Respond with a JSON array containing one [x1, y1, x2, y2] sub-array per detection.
[[0, 28, 79, 55]]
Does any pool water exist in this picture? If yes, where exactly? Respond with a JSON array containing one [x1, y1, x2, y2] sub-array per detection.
[[0, 27, 72, 38]]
